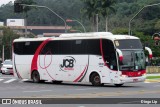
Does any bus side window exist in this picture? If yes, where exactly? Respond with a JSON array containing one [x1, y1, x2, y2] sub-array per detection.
[[71, 40, 87, 54], [14, 42, 24, 55], [40, 41, 59, 55], [59, 40, 72, 55], [14, 41, 41, 55], [87, 39, 101, 55]]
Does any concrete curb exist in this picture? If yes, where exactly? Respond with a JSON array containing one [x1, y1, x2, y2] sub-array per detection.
[[146, 73, 160, 83], [145, 79, 160, 83], [146, 73, 160, 76]]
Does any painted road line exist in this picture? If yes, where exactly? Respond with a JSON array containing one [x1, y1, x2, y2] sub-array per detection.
[[144, 81, 151, 83], [0, 79, 4, 82], [0, 77, 15, 79], [21, 79, 29, 81], [19, 79, 29, 83], [3, 79, 17, 83], [23, 90, 52, 93], [154, 85, 160, 87]]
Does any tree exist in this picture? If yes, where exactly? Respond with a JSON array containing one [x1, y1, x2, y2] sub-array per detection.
[[99, 0, 116, 31], [81, 0, 116, 32], [154, 20, 160, 31], [81, 0, 100, 31], [21, 0, 36, 14], [112, 28, 128, 34], [0, 27, 20, 59]]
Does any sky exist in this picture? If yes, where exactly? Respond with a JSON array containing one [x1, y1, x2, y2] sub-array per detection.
[[0, 0, 15, 6]]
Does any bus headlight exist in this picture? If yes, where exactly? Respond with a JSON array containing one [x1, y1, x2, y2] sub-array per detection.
[[121, 75, 128, 78]]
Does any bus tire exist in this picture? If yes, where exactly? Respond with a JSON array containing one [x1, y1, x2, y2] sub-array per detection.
[[32, 71, 40, 83], [90, 73, 102, 86], [114, 84, 123, 87]]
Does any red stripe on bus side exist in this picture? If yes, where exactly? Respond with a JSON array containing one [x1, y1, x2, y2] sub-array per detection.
[[31, 38, 51, 73], [100, 39, 109, 67], [39, 50, 54, 80], [73, 65, 88, 82]]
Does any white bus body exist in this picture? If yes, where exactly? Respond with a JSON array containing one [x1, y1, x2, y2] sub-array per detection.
[[12, 32, 152, 86]]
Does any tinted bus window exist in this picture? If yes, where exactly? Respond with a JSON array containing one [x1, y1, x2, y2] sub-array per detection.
[[87, 39, 101, 55], [115, 39, 143, 49], [14, 41, 42, 55], [59, 40, 72, 54], [14, 39, 102, 55], [71, 40, 87, 54], [41, 41, 59, 55]]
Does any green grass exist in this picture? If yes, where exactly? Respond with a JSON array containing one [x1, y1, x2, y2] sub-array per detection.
[[146, 76, 160, 79]]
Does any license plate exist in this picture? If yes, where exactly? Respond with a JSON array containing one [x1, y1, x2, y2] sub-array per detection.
[[133, 79, 138, 82]]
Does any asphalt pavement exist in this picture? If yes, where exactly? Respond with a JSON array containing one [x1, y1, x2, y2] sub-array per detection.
[[0, 74, 160, 107]]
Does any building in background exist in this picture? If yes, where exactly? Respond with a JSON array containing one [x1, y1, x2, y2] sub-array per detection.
[[0, 22, 4, 26], [6, 19, 71, 37], [6, 19, 25, 26], [9, 26, 71, 37]]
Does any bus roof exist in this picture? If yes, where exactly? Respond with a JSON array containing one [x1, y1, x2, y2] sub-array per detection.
[[13, 32, 139, 42]]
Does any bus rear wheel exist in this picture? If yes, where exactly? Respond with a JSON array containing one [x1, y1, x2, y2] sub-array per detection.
[[90, 73, 103, 86], [32, 71, 40, 83]]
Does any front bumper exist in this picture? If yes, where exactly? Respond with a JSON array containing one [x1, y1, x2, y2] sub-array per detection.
[[1, 68, 13, 74], [119, 76, 146, 83]]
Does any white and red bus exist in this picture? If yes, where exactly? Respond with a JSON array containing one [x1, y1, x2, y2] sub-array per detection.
[[12, 32, 152, 86]]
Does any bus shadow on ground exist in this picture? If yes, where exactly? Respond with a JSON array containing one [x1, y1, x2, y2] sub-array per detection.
[[23, 81, 141, 88]]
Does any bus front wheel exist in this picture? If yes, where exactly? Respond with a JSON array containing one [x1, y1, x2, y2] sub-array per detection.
[[32, 71, 40, 83], [90, 73, 103, 86]]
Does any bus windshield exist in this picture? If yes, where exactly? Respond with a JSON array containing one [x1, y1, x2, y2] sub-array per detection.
[[119, 50, 145, 71], [114, 39, 145, 71], [115, 39, 143, 49]]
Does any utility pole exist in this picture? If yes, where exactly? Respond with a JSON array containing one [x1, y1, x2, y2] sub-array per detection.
[[129, 3, 160, 35], [96, 14, 98, 32], [24, 16, 28, 37], [66, 19, 86, 32], [14, 1, 67, 33], [2, 45, 4, 62]]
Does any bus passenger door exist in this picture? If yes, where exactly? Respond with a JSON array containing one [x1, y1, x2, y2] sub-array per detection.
[[101, 39, 118, 83]]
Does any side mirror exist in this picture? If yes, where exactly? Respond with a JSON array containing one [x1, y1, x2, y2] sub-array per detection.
[[145, 47, 152, 59], [116, 49, 123, 61]]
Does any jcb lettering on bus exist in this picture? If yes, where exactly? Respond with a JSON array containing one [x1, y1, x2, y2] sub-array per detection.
[[61, 59, 74, 68]]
